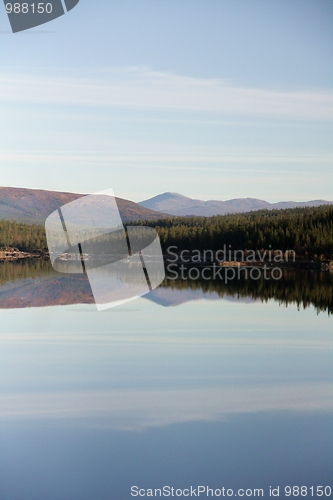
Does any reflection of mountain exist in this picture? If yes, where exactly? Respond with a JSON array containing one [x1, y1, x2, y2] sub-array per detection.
[[0, 260, 332, 314], [144, 287, 258, 307], [144, 287, 219, 307], [0, 274, 94, 309], [0, 259, 93, 308], [139, 192, 333, 217]]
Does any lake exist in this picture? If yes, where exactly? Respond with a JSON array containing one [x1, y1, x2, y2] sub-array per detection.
[[0, 260, 332, 499]]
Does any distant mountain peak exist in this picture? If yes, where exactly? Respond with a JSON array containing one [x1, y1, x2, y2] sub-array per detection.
[[139, 192, 333, 217]]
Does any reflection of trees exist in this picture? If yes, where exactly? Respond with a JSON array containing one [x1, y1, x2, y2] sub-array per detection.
[[161, 270, 333, 315], [1, 261, 332, 315], [0, 259, 54, 285]]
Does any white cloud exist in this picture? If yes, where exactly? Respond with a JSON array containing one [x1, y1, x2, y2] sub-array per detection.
[[1, 67, 332, 121]]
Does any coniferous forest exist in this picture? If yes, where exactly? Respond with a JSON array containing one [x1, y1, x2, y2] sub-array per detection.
[[130, 205, 333, 259], [0, 205, 333, 259], [0, 220, 47, 253]]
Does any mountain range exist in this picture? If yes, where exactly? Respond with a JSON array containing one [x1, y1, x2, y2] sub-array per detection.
[[139, 192, 333, 217], [0, 187, 332, 224]]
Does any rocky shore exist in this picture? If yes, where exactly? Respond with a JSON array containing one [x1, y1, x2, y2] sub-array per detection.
[[1, 247, 332, 272], [0, 247, 48, 261]]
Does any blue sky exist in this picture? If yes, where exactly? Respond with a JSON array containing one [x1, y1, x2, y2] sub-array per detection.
[[1, 0, 332, 202]]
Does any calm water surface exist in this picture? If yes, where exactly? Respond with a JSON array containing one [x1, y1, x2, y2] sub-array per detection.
[[0, 261, 332, 499]]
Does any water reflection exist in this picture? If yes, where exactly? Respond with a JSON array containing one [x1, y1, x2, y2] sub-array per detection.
[[2, 384, 332, 431], [0, 259, 332, 314], [0, 261, 332, 498]]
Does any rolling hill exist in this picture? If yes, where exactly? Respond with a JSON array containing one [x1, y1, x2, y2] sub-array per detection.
[[0, 187, 170, 224], [1, 187, 332, 224], [139, 192, 333, 216]]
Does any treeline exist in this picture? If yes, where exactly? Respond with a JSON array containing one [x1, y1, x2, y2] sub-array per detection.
[[0, 220, 48, 253], [131, 205, 333, 259], [1, 204, 333, 258]]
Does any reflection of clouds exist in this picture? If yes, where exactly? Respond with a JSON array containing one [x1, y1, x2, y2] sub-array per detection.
[[1, 331, 331, 348], [1, 383, 332, 431]]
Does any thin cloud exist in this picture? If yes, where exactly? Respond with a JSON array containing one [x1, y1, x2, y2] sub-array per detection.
[[0, 67, 332, 121], [1, 152, 332, 165]]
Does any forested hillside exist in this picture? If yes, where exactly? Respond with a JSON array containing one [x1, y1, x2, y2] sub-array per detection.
[[1, 205, 333, 259], [132, 205, 333, 258]]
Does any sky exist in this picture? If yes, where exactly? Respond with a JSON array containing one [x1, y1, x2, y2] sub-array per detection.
[[1, 0, 332, 202]]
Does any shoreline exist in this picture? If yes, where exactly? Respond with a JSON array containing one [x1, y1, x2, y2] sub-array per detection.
[[164, 256, 333, 272], [0, 249, 332, 271]]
